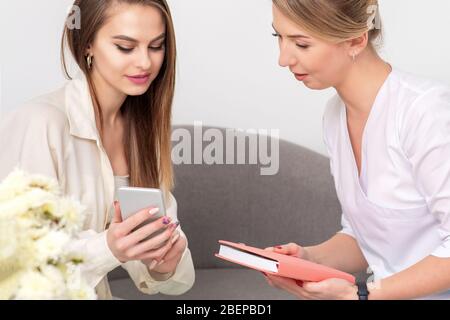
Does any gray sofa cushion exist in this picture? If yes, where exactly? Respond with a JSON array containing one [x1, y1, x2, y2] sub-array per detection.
[[110, 269, 296, 300], [109, 125, 357, 299]]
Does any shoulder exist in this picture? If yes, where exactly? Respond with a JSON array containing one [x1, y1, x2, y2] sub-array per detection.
[[392, 69, 450, 151], [390, 68, 450, 118], [1, 87, 69, 134]]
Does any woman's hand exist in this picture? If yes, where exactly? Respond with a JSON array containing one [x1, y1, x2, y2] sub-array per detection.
[[107, 201, 179, 267], [263, 275, 358, 300], [262, 242, 357, 299], [147, 233, 187, 275], [264, 242, 309, 260]]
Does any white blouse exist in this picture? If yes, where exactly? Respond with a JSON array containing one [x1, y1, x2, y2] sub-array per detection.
[[0, 72, 195, 299], [323, 67, 450, 299]]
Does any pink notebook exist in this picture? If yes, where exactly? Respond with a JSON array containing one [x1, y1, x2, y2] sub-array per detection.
[[215, 240, 355, 285]]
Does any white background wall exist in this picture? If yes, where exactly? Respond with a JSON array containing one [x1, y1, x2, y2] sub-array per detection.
[[1, 0, 449, 155]]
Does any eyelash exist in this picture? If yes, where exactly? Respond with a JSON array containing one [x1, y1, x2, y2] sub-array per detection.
[[272, 33, 310, 49], [115, 44, 165, 53]]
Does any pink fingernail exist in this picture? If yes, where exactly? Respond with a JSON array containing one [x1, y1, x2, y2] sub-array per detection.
[[171, 221, 180, 229], [163, 217, 172, 225]]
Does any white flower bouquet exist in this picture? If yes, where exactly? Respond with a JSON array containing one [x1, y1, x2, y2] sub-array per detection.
[[0, 169, 96, 299]]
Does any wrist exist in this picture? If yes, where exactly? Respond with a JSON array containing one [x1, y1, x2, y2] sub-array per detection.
[[366, 281, 383, 300], [356, 281, 369, 300], [348, 284, 359, 300]]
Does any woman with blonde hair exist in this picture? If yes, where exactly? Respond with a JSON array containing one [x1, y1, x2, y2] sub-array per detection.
[[0, 0, 194, 299], [264, 0, 450, 299]]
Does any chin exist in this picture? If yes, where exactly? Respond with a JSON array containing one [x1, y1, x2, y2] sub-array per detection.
[[124, 86, 151, 97], [303, 80, 331, 91]]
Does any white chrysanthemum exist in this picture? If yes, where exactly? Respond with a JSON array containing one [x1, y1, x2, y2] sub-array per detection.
[[39, 265, 66, 297], [67, 283, 97, 300], [0, 270, 23, 300], [65, 265, 97, 300], [15, 270, 60, 300], [0, 169, 96, 300], [58, 197, 86, 233], [34, 231, 71, 264], [0, 169, 30, 202], [28, 174, 60, 196], [1, 191, 55, 229], [0, 214, 18, 260]]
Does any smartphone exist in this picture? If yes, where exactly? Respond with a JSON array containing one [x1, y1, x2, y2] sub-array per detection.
[[117, 187, 167, 242]]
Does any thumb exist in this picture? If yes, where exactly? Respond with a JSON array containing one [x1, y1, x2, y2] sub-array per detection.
[[112, 201, 123, 224], [273, 243, 302, 257]]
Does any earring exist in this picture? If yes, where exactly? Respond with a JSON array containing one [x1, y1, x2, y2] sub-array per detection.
[[86, 55, 93, 69], [352, 52, 357, 62]]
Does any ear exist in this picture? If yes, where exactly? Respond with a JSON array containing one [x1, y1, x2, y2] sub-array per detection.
[[346, 32, 369, 59]]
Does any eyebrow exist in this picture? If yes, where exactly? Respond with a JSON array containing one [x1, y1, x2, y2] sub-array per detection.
[[271, 24, 311, 39], [112, 33, 166, 43]]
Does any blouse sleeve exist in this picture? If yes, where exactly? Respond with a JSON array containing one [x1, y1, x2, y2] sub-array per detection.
[[0, 105, 61, 181], [399, 87, 450, 258], [121, 193, 195, 295]]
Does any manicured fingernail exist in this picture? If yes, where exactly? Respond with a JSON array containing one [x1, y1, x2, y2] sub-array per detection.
[[162, 217, 172, 225], [276, 246, 283, 249], [149, 260, 158, 270], [171, 221, 180, 229], [157, 259, 165, 266], [171, 233, 180, 244], [149, 208, 159, 216]]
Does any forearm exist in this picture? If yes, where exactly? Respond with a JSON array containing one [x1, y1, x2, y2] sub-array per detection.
[[368, 256, 450, 300], [305, 233, 368, 274]]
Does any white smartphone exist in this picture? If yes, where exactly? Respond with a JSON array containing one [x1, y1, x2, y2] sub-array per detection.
[[117, 187, 167, 241]]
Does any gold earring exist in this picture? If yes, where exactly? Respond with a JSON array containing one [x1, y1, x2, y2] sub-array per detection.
[[87, 55, 93, 69]]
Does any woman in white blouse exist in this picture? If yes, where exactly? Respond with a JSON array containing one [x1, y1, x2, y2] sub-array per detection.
[[263, 0, 450, 299], [0, 0, 194, 299]]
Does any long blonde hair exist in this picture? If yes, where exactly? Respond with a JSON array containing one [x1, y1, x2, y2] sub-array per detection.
[[61, 0, 176, 197], [272, 0, 382, 47]]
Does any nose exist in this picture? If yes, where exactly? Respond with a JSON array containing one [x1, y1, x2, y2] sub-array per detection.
[[278, 43, 297, 68], [137, 48, 152, 71]]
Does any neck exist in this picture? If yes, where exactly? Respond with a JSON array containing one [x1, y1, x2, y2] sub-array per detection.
[[90, 69, 127, 128], [335, 48, 392, 121]]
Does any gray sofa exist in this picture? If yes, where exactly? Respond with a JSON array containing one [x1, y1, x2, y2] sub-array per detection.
[[109, 125, 357, 300]]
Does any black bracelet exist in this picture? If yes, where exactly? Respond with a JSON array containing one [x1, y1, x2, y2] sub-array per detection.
[[357, 281, 369, 300]]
